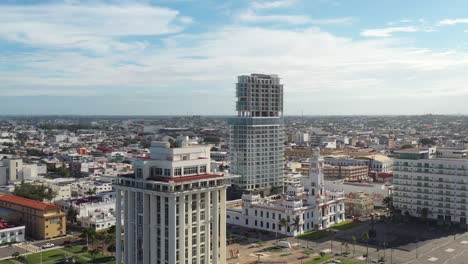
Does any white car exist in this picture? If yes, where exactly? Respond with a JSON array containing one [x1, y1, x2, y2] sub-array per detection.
[[42, 243, 55, 249]]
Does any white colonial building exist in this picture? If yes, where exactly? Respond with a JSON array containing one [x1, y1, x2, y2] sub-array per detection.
[[114, 138, 235, 264], [227, 149, 345, 236]]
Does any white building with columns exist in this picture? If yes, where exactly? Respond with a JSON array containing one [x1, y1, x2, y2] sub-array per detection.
[[114, 138, 235, 264], [227, 148, 346, 236]]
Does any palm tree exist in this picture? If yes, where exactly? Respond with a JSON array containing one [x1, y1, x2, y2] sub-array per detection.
[[278, 218, 289, 235], [80, 227, 96, 248], [352, 236, 357, 257], [420, 208, 429, 225], [89, 248, 100, 263], [362, 232, 370, 262], [290, 215, 301, 234]]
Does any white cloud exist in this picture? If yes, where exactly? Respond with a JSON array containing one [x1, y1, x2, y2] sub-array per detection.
[[361, 26, 420, 37], [238, 10, 355, 25], [439, 18, 468, 26], [250, 0, 297, 10], [0, 3, 190, 52], [2, 4, 468, 114]]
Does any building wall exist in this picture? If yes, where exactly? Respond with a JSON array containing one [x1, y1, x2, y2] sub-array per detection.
[[393, 157, 468, 226], [0, 202, 66, 240], [0, 226, 25, 244], [229, 74, 285, 191]]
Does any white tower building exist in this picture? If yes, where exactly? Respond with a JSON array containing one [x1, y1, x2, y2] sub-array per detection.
[[114, 139, 234, 264], [228, 74, 285, 192]]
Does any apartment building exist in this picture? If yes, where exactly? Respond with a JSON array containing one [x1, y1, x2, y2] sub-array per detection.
[[114, 138, 234, 264], [345, 192, 374, 217], [324, 154, 393, 173], [323, 165, 369, 181], [228, 74, 285, 192], [393, 147, 468, 227], [0, 194, 66, 239]]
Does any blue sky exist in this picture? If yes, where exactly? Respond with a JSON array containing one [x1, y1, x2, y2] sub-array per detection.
[[1, 0, 468, 115]]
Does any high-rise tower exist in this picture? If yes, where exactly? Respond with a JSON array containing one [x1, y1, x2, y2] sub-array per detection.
[[228, 74, 285, 192], [114, 138, 233, 264]]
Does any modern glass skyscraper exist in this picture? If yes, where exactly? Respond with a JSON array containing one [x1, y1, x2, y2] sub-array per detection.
[[228, 74, 285, 192]]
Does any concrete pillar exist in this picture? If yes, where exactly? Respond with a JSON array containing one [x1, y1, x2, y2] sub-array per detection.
[[178, 195, 186, 264], [128, 191, 135, 263], [168, 197, 176, 263], [150, 195, 158, 264], [115, 190, 122, 264], [160, 196, 166, 263], [205, 191, 211, 261], [124, 190, 129, 264], [143, 194, 150, 264], [219, 189, 227, 264], [187, 194, 193, 262], [212, 190, 219, 263]]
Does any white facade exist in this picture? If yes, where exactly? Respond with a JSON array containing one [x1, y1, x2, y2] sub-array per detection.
[[0, 225, 25, 244], [71, 181, 112, 196], [324, 155, 393, 173], [393, 148, 468, 226], [0, 158, 41, 184], [227, 150, 345, 236], [114, 140, 233, 264], [229, 74, 285, 191]]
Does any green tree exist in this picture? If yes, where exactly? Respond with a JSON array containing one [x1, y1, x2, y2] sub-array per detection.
[[400, 144, 414, 149], [278, 218, 289, 235], [382, 196, 395, 217], [351, 236, 357, 257], [67, 206, 78, 224], [290, 215, 301, 233], [13, 182, 56, 201], [80, 227, 96, 248], [89, 248, 100, 263], [419, 138, 436, 146], [362, 232, 370, 260], [420, 208, 429, 225], [85, 188, 97, 196]]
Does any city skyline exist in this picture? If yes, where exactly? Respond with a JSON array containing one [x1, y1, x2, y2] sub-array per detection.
[[2, 0, 468, 115]]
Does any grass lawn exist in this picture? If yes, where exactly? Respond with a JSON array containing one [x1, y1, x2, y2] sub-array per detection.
[[297, 229, 333, 241], [304, 254, 333, 264], [63, 245, 87, 254], [81, 252, 115, 264], [330, 220, 361, 230], [25, 249, 66, 263], [1, 248, 115, 264]]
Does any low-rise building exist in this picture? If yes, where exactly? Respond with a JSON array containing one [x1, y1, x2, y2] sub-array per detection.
[[0, 194, 66, 240], [323, 165, 369, 181], [345, 192, 374, 217], [0, 215, 25, 244]]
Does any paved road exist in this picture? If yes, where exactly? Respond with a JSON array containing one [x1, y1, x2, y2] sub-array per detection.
[[0, 245, 28, 259]]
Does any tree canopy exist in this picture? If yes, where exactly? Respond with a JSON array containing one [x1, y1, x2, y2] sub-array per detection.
[[419, 138, 436, 146], [13, 182, 56, 202]]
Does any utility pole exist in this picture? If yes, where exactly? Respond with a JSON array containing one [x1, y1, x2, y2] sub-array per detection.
[[390, 248, 393, 264]]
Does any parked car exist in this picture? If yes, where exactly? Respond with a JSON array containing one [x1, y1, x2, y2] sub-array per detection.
[[42, 243, 55, 249]]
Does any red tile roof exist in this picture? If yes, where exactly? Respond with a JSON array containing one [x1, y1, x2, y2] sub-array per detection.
[[150, 174, 223, 183], [0, 194, 59, 211]]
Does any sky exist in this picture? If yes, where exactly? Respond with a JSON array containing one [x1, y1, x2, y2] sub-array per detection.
[[1, 0, 468, 115]]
